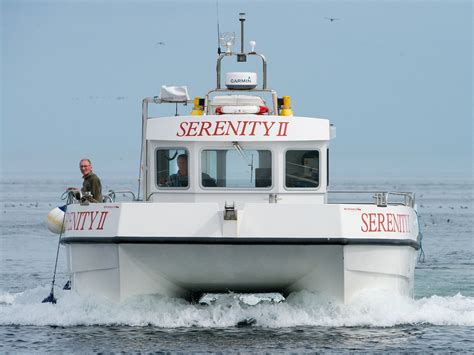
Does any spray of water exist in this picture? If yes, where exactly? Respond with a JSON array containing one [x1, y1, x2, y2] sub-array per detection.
[[0, 287, 472, 328]]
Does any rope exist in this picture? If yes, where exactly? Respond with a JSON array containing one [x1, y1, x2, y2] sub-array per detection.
[[42, 205, 67, 304], [42, 191, 74, 304], [416, 210, 426, 263], [61, 189, 80, 202]]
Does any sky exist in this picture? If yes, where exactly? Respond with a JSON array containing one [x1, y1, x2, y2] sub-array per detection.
[[1, 0, 472, 180]]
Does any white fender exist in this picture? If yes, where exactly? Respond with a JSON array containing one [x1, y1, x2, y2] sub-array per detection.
[[45, 206, 66, 234]]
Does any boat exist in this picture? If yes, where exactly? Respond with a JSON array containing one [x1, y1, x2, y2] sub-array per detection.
[[48, 14, 421, 303]]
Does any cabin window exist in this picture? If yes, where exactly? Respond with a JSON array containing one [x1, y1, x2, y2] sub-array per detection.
[[156, 148, 189, 188], [201, 147, 272, 188], [285, 150, 319, 188]]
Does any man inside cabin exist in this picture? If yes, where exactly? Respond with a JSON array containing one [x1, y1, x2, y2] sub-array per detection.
[[79, 158, 103, 202], [169, 154, 189, 187], [168, 154, 217, 187]]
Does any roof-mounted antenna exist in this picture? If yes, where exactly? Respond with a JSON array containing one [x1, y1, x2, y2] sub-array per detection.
[[216, 0, 221, 55], [237, 12, 247, 62]]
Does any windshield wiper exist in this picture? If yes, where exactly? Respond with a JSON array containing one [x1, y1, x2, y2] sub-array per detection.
[[232, 141, 254, 182]]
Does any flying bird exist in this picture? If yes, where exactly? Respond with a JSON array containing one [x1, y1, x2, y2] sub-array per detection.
[[324, 17, 340, 22], [155, 41, 166, 46]]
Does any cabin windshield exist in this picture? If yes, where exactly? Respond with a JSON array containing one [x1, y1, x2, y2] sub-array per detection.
[[201, 148, 272, 189]]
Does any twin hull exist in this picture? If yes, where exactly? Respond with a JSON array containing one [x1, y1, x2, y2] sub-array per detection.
[[61, 202, 419, 303]]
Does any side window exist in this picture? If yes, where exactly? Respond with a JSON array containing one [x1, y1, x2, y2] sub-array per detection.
[[285, 150, 319, 188], [156, 148, 189, 188]]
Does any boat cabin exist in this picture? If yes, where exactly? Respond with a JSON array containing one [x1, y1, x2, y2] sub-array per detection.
[[140, 81, 335, 208], [138, 24, 336, 208]]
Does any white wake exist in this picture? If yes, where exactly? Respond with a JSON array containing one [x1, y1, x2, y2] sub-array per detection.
[[0, 287, 472, 328]]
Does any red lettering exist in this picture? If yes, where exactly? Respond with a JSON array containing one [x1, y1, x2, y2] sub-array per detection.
[[377, 213, 386, 232], [239, 121, 249, 135], [177, 120, 291, 138], [262, 121, 275, 136], [361, 213, 411, 234], [226, 121, 241, 136], [88, 211, 99, 230], [198, 121, 212, 136], [186, 121, 199, 136], [361, 213, 369, 232], [277, 122, 289, 136], [393, 214, 400, 232], [96, 211, 109, 230], [176, 122, 188, 137], [386, 213, 393, 232], [74, 212, 82, 230], [249, 121, 260, 136], [213, 121, 226, 136], [79, 212, 88, 230], [400, 214, 409, 233], [368, 213, 376, 232]]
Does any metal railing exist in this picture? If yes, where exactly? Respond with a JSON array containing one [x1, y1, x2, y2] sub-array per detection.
[[104, 190, 137, 202], [327, 190, 415, 207]]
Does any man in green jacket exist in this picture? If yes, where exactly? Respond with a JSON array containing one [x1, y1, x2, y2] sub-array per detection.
[[79, 159, 103, 202]]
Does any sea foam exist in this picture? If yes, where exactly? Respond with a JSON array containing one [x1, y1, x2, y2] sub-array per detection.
[[0, 286, 472, 328]]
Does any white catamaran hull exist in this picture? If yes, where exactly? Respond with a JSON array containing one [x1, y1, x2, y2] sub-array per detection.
[[65, 242, 417, 303], [62, 202, 419, 303], [68, 243, 416, 302]]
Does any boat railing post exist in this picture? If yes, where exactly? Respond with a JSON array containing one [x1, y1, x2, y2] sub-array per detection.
[[141, 97, 152, 201], [406, 193, 414, 207], [216, 53, 228, 89], [271, 90, 278, 115], [247, 52, 267, 90], [374, 192, 387, 207]]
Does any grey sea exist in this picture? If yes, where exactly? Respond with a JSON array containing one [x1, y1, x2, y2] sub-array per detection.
[[1, 177, 473, 353]]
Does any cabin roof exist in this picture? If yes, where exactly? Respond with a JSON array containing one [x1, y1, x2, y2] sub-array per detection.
[[146, 115, 332, 142]]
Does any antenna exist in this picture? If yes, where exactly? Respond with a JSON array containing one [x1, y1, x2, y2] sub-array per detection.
[[237, 12, 247, 62], [216, 0, 221, 55]]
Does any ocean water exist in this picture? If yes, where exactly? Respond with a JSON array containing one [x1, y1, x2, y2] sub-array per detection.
[[0, 177, 473, 352]]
